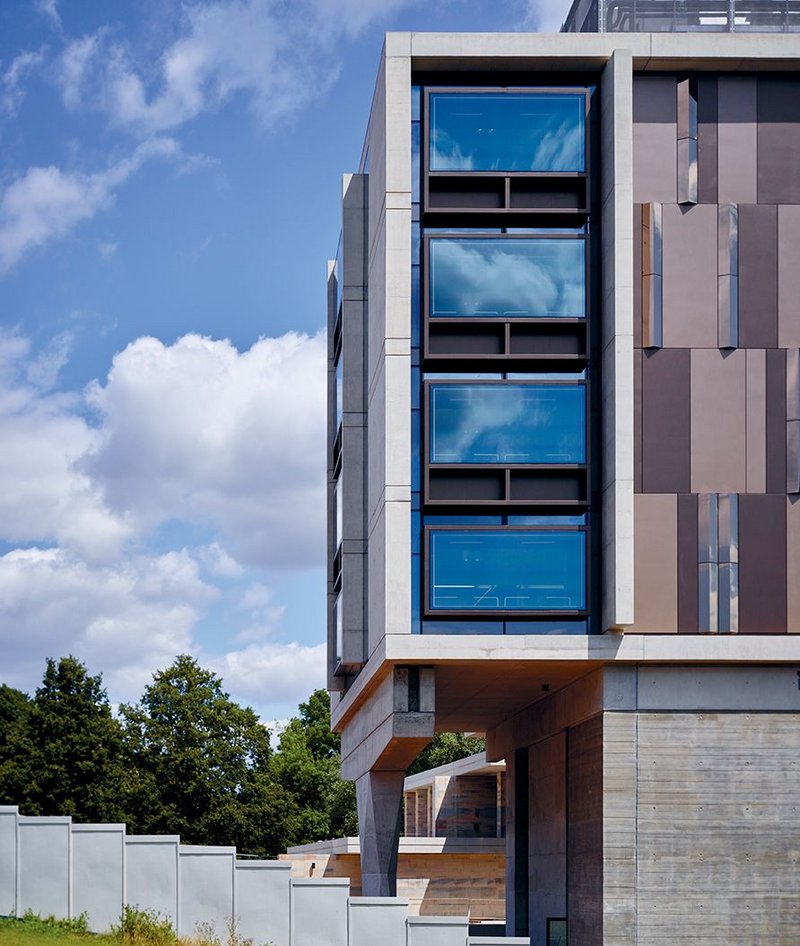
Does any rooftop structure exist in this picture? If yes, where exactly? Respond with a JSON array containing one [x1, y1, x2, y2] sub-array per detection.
[[562, 0, 800, 33]]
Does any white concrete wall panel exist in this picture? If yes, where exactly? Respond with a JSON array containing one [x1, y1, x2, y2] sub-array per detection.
[[71, 825, 125, 932], [0, 807, 18, 917], [349, 897, 407, 946], [17, 817, 71, 919], [178, 847, 235, 939], [406, 915, 469, 946], [290, 879, 349, 946], [125, 837, 179, 927], [234, 862, 291, 946], [601, 49, 635, 630]]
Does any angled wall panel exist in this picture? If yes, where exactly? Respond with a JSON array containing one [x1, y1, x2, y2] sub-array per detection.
[[745, 349, 767, 494], [739, 494, 787, 634], [633, 77, 677, 204], [766, 350, 787, 494], [662, 203, 717, 349], [757, 77, 800, 204], [788, 497, 800, 633], [677, 494, 699, 633], [739, 205, 778, 350], [691, 349, 747, 495], [642, 348, 691, 494], [778, 205, 800, 349], [717, 78, 757, 204], [633, 493, 678, 633]]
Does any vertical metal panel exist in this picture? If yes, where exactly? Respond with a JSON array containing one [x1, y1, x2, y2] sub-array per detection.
[[677, 77, 698, 205], [677, 493, 699, 633], [717, 77, 757, 203], [739, 204, 778, 350], [766, 349, 787, 494], [757, 77, 800, 204], [745, 349, 767, 494], [633, 77, 678, 204], [662, 204, 718, 349], [698, 492, 719, 566], [634, 493, 678, 632], [641, 202, 663, 348], [634, 203, 643, 349], [718, 493, 739, 634], [690, 349, 747, 495], [787, 496, 800, 633], [739, 493, 787, 634], [697, 76, 718, 204], [642, 349, 691, 494], [634, 349, 643, 493], [778, 205, 800, 348], [698, 563, 718, 634], [717, 204, 739, 349], [787, 349, 800, 494]]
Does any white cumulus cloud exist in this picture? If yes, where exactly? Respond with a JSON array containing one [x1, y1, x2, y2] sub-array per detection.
[[1, 49, 46, 118], [0, 137, 180, 274], [210, 641, 327, 710], [84, 331, 327, 569]]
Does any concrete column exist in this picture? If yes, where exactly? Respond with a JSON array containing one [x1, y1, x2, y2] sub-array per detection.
[[356, 770, 405, 897], [505, 748, 529, 938]]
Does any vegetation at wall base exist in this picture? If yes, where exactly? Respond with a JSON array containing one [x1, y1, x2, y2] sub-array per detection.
[[0, 655, 485, 852]]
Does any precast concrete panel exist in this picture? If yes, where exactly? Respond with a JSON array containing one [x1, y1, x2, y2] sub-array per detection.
[[71, 825, 124, 932], [125, 837, 179, 927], [178, 847, 235, 939], [0, 807, 18, 916], [406, 916, 469, 946], [234, 862, 291, 946], [290, 878, 349, 946], [348, 897, 408, 946], [17, 817, 71, 919]]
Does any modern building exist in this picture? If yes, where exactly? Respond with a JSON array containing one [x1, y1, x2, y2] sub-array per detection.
[[326, 14, 800, 945]]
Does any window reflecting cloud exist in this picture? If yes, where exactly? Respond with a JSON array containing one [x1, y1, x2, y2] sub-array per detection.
[[429, 383, 586, 464], [429, 92, 585, 172], [430, 238, 585, 318]]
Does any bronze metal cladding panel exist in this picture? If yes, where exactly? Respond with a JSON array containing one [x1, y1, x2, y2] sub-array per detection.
[[746, 349, 767, 494], [788, 497, 800, 633], [739, 493, 787, 634], [697, 77, 718, 205], [634, 493, 678, 633], [633, 77, 677, 204], [717, 78, 757, 204], [766, 349, 787, 494], [662, 204, 718, 349], [678, 493, 699, 634], [634, 349, 643, 493], [642, 348, 691, 494], [690, 349, 747, 495], [739, 204, 778, 349], [757, 77, 800, 204], [778, 205, 800, 349]]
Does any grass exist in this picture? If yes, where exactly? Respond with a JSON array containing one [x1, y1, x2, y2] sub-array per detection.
[[0, 911, 271, 946]]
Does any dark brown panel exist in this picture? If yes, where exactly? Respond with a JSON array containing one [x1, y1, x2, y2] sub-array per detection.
[[634, 203, 643, 350], [739, 493, 787, 634], [697, 77, 718, 205], [739, 204, 778, 349], [677, 493, 699, 634], [757, 78, 800, 204], [766, 349, 787, 494], [633, 76, 677, 123], [642, 348, 691, 493], [634, 349, 643, 493]]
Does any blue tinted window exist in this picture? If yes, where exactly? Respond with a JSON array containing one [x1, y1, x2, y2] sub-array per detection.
[[429, 530, 586, 612], [429, 383, 585, 464], [429, 238, 585, 319], [429, 92, 586, 172]]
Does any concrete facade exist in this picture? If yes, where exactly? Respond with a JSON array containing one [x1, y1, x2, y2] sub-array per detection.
[[327, 28, 800, 946]]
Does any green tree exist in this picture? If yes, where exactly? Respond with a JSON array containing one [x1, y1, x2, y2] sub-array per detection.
[[0, 657, 126, 820], [120, 655, 290, 856], [272, 689, 352, 845], [406, 732, 486, 777]]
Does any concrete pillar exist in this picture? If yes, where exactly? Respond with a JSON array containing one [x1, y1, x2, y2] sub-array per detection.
[[505, 748, 529, 938], [356, 770, 405, 897]]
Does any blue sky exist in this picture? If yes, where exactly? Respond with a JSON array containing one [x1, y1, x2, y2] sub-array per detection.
[[0, 0, 571, 721]]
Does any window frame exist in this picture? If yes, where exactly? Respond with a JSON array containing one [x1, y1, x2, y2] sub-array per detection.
[[423, 522, 590, 620], [422, 377, 590, 509]]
